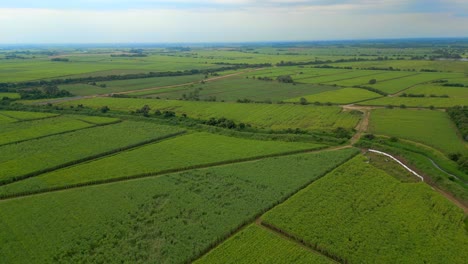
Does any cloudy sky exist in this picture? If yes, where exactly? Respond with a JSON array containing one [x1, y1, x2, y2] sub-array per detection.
[[0, 0, 467, 43]]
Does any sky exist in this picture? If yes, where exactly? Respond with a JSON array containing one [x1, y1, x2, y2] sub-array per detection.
[[0, 0, 467, 43]]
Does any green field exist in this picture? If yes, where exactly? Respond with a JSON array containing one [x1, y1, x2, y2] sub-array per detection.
[[366, 72, 463, 94], [0, 148, 357, 263], [298, 70, 381, 84], [324, 71, 415, 87], [0, 110, 58, 121], [286, 88, 382, 104], [59, 74, 206, 96], [0, 92, 20, 99], [262, 155, 468, 263], [0, 115, 100, 145], [369, 109, 467, 154], [361, 96, 468, 108], [332, 59, 468, 73], [1, 43, 468, 263], [0, 121, 183, 184], [196, 225, 333, 264], [0, 54, 217, 82], [403, 84, 468, 98], [128, 76, 341, 102], [0, 132, 326, 196], [54, 97, 361, 132]]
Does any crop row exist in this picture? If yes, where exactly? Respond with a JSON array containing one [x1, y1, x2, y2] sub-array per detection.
[[262, 155, 468, 263], [0, 132, 327, 198], [0, 149, 358, 263], [0, 121, 184, 184]]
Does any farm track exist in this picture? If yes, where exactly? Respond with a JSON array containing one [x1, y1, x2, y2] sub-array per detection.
[[35, 68, 264, 105], [342, 104, 468, 212], [0, 145, 352, 201], [255, 220, 342, 263]]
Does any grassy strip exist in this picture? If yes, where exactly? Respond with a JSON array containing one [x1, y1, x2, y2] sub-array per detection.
[[0, 131, 186, 187]]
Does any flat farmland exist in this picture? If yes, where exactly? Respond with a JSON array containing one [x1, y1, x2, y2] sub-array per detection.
[[0, 110, 58, 121], [195, 225, 333, 264], [403, 84, 468, 98], [129, 76, 341, 102], [286, 88, 382, 104], [331, 59, 468, 73], [369, 109, 467, 155], [367, 72, 463, 94], [0, 121, 183, 184], [360, 96, 468, 108], [0, 54, 217, 82], [59, 75, 204, 96], [0, 149, 357, 263], [0, 92, 20, 99], [0, 132, 326, 196], [0, 115, 104, 145], [298, 70, 381, 84], [262, 155, 468, 263], [56, 97, 361, 132], [327, 71, 416, 87]]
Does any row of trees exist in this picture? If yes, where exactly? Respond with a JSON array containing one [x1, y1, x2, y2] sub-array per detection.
[[19, 85, 72, 100]]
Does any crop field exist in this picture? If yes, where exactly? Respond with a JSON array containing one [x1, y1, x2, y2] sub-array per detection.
[[58, 74, 205, 96], [298, 70, 381, 84], [332, 59, 468, 73], [0, 110, 58, 121], [0, 54, 218, 82], [369, 109, 467, 154], [286, 88, 382, 104], [0, 132, 326, 196], [1, 42, 467, 263], [129, 76, 341, 102], [195, 225, 333, 264], [323, 71, 416, 87], [365, 72, 462, 94], [252, 67, 350, 80], [0, 92, 20, 99], [0, 148, 357, 263], [262, 155, 468, 263], [0, 121, 183, 185], [360, 96, 468, 108], [55, 97, 361, 132], [0, 115, 107, 146], [403, 84, 468, 98]]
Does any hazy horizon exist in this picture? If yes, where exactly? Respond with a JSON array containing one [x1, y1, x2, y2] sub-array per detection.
[[1, 0, 468, 44]]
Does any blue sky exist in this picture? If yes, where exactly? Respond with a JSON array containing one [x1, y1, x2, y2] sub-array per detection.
[[0, 0, 467, 43]]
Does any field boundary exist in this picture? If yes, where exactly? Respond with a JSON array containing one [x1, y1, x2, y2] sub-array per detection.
[[259, 221, 344, 263], [0, 130, 187, 187], [0, 145, 353, 201], [0, 119, 122, 148], [0, 112, 60, 123], [190, 149, 359, 263]]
